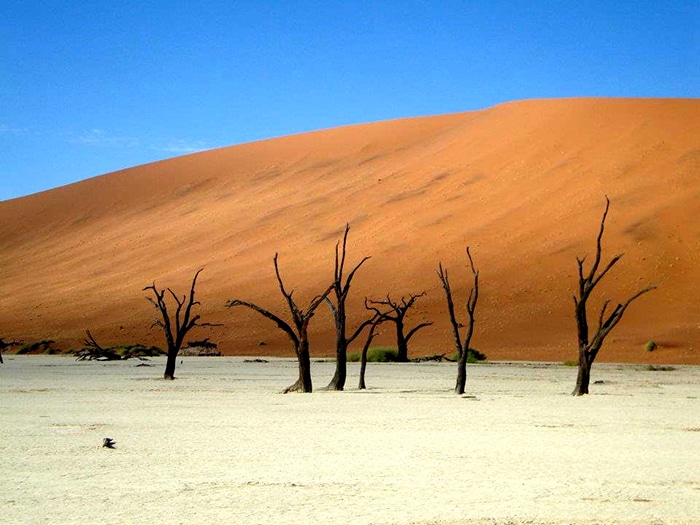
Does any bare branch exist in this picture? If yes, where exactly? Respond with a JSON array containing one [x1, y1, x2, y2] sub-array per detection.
[[226, 299, 299, 347], [306, 284, 335, 317], [597, 300, 611, 331], [588, 253, 624, 292], [586, 195, 610, 282], [437, 262, 462, 356], [405, 321, 434, 342], [347, 312, 384, 346], [273, 253, 295, 311]]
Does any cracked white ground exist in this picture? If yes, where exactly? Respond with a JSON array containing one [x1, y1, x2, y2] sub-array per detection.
[[1, 356, 698, 525]]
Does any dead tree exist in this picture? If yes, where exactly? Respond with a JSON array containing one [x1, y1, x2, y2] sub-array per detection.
[[366, 293, 433, 362], [572, 197, 656, 395], [144, 268, 218, 380], [226, 253, 332, 393], [325, 224, 372, 390], [358, 313, 384, 390], [437, 246, 479, 395], [0, 338, 22, 364], [75, 330, 122, 361]]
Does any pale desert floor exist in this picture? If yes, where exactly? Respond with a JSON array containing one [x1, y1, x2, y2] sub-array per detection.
[[1, 356, 698, 525]]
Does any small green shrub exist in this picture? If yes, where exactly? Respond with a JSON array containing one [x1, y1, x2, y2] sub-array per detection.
[[368, 347, 399, 362], [114, 344, 165, 358], [450, 348, 487, 363], [563, 359, 578, 367], [348, 347, 399, 363], [17, 340, 57, 355], [644, 340, 658, 352]]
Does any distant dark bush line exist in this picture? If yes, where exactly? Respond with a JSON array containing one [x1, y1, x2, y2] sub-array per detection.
[[16, 340, 59, 355]]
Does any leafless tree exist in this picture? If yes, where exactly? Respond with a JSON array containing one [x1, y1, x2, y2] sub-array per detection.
[[325, 224, 373, 390], [75, 330, 122, 361], [572, 197, 656, 395], [358, 313, 384, 390], [226, 254, 332, 393], [0, 338, 22, 364], [144, 268, 218, 380], [365, 293, 433, 362], [437, 246, 479, 394]]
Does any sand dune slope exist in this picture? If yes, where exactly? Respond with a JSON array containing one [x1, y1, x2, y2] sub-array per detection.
[[1, 98, 698, 363]]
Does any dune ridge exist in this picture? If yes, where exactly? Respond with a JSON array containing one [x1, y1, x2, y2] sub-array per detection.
[[1, 98, 698, 363]]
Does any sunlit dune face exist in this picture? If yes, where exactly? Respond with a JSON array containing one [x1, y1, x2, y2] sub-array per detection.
[[1, 98, 698, 363]]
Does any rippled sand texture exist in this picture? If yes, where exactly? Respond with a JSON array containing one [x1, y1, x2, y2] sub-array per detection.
[[1, 356, 698, 524]]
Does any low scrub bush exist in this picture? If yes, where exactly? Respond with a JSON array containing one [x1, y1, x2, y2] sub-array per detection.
[[450, 348, 487, 363], [646, 364, 675, 372], [347, 346, 399, 363], [17, 340, 58, 355], [115, 344, 165, 358], [644, 340, 658, 352]]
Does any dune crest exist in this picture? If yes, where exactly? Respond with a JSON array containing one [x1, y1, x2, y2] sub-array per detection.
[[1, 98, 698, 363]]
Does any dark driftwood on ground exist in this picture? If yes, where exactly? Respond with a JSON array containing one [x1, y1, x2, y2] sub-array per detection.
[[75, 331, 122, 361], [411, 353, 450, 363]]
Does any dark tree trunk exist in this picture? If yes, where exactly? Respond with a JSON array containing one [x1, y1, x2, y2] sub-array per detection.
[[284, 339, 313, 393], [327, 338, 347, 390], [358, 318, 381, 390], [572, 352, 592, 396], [396, 320, 408, 362], [164, 348, 177, 380], [455, 352, 468, 395], [326, 302, 347, 390], [298, 338, 313, 393], [359, 350, 368, 390], [455, 307, 476, 395]]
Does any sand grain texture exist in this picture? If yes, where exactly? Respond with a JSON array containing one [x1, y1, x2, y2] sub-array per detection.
[[0, 98, 698, 363]]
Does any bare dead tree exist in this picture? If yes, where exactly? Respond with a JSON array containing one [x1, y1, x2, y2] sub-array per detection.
[[226, 253, 332, 393], [0, 338, 22, 364], [75, 330, 122, 361], [437, 246, 479, 395], [144, 268, 218, 380], [572, 197, 656, 395], [358, 313, 384, 390], [365, 293, 433, 362], [325, 224, 372, 390]]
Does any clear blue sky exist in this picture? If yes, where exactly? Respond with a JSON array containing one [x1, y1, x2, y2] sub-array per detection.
[[1, 1, 697, 201]]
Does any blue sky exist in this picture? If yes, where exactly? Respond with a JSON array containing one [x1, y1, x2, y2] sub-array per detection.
[[1, 1, 697, 201]]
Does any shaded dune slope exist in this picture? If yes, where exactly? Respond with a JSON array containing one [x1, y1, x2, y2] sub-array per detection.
[[1, 98, 698, 363]]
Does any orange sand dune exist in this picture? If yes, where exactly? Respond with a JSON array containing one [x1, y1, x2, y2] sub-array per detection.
[[1, 98, 698, 363]]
